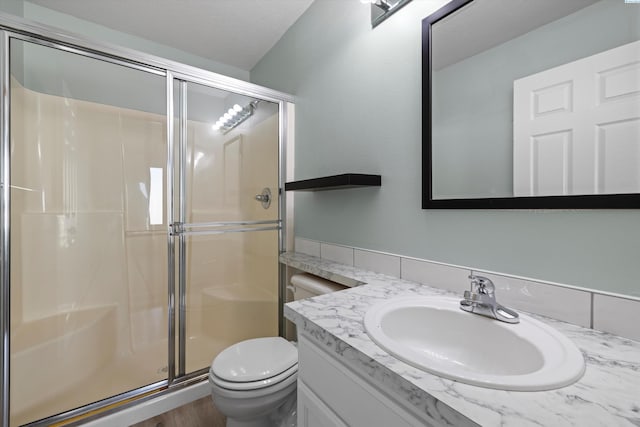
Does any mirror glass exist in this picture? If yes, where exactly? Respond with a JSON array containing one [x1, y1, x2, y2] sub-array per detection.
[[424, 0, 640, 207]]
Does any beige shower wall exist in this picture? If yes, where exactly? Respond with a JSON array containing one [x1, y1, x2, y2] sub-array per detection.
[[11, 79, 139, 356], [10, 79, 280, 357], [238, 115, 280, 293], [184, 114, 280, 342]]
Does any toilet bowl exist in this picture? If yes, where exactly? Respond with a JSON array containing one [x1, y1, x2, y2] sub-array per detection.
[[209, 274, 347, 427], [209, 337, 298, 427]]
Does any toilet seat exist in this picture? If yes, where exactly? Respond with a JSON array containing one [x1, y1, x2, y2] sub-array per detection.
[[210, 337, 298, 391], [209, 363, 298, 391]]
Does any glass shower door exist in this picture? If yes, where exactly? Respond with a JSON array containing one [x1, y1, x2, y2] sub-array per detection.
[[4, 33, 283, 426], [8, 39, 168, 426], [172, 79, 281, 375]]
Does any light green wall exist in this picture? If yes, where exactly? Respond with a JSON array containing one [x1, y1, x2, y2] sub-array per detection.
[[16, 38, 168, 116], [251, 0, 640, 297], [0, 0, 22, 16]]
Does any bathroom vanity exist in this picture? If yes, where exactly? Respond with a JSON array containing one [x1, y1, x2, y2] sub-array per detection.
[[283, 252, 640, 426], [297, 334, 431, 426]]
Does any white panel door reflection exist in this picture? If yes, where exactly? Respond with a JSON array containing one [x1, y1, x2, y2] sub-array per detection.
[[514, 40, 640, 196]]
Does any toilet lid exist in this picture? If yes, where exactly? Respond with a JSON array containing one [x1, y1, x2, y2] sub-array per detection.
[[211, 337, 298, 382], [209, 364, 298, 391]]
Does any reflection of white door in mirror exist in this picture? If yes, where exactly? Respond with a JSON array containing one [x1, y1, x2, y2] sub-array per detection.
[[513, 40, 640, 197]]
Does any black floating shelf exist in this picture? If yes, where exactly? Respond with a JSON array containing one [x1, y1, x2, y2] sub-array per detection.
[[285, 173, 381, 192]]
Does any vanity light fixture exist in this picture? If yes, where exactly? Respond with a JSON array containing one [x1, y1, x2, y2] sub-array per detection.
[[364, 0, 414, 28], [360, 0, 391, 12], [212, 101, 258, 134]]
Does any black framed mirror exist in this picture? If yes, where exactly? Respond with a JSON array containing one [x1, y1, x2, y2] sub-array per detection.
[[422, 0, 640, 209]]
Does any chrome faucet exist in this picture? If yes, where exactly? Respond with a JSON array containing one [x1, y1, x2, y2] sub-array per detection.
[[460, 275, 519, 324]]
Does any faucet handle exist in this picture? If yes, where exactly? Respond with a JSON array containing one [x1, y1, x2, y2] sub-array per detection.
[[463, 290, 480, 302], [468, 274, 494, 295]]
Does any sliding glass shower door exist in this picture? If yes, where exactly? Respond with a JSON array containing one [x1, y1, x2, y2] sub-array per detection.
[[171, 79, 280, 376], [8, 39, 169, 426], [5, 35, 282, 427]]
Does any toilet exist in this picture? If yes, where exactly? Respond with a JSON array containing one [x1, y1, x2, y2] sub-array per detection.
[[209, 273, 346, 427]]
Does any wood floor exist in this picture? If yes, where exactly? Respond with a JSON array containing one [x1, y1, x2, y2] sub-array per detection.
[[130, 397, 226, 427]]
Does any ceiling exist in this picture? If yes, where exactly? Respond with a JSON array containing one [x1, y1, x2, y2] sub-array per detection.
[[28, 0, 315, 71]]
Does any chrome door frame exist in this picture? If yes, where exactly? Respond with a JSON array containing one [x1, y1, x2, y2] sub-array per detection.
[[0, 10, 291, 427], [0, 29, 10, 427]]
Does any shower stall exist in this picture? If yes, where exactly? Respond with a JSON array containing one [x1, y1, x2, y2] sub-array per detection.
[[0, 14, 291, 427]]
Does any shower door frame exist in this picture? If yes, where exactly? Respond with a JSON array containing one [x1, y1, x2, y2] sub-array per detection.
[[0, 12, 291, 427], [168, 72, 285, 381]]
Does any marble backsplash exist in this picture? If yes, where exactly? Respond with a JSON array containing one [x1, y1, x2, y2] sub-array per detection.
[[293, 237, 640, 342]]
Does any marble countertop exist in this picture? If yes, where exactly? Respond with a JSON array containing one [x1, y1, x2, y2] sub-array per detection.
[[282, 252, 640, 427]]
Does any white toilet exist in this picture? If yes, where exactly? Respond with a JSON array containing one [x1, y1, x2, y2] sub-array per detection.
[[209, 273, 346, 427]]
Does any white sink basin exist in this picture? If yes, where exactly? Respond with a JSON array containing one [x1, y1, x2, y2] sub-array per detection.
[[364, 296, 585, 391]]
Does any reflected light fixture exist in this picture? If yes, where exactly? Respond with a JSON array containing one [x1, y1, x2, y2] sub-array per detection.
[[212, 101, 258, 134]]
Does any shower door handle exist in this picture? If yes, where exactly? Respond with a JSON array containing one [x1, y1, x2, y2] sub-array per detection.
[[254, 188, 272, 209]]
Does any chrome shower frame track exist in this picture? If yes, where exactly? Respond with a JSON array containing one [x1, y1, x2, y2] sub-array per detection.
[[178, 79, 188, 378], [166, 71, 177, 387], [278, 102, 289, 336], [0, 10, 292, 427], [0, 30, 10, 427]]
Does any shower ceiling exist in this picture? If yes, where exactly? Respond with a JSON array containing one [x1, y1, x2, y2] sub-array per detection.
[[26, 0, 315, 70]]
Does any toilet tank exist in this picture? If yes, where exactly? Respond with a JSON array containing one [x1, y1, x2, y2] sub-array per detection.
[[290, 273, 347, 301]]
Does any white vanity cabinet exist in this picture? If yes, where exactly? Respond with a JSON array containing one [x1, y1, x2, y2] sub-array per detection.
[[296, 334, 434, 427]]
